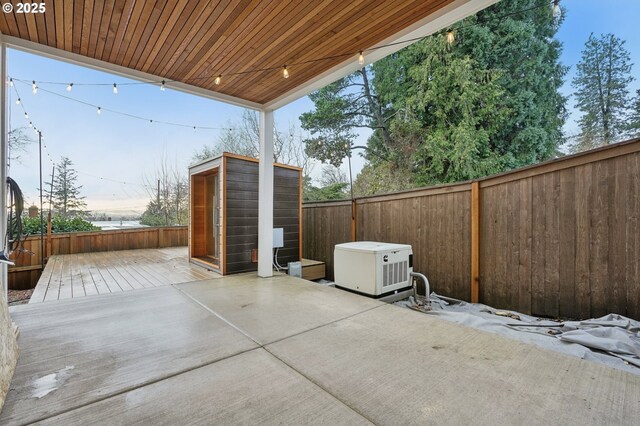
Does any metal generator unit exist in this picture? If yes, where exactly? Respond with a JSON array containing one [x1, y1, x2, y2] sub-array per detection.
[[334, 242, 413, 297]]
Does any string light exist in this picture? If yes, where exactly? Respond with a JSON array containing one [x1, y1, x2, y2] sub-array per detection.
[[358, 51, 365, 65], [15, 97, 20, 105], [66, 83, 73, 92], [552, 0, 561, 19], [28, 122, 32, 128], [97, 107, 101, 115], [283, 65, 289, 79], [24, 112, 28, 119], [160, 80, 166, 91], [446, 29, 455, 45], [8, 78, 13, 87], [214, 75, 221, 85], [113, 83, 118, 94], [32, 80, 37, 94]]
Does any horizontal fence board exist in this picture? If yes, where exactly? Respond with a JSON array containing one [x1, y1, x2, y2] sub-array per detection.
[[303, 138, 640, 320]]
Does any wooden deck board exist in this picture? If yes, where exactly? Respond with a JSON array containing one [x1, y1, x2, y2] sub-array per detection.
[[30, 247, 220, 303]]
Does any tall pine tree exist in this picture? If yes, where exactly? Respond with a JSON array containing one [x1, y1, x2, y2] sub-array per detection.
[[46, 157, 87, 217], [572, 33, 634, 150]]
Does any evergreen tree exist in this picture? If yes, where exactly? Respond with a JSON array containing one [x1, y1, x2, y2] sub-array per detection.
[[373, 0, 567, 175], [628, 89, 640, 138], [572, 33, 634, 150], [45, 157, 87, 217], [301, 0, 567, 191]]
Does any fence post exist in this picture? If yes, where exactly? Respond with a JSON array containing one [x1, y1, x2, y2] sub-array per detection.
[[470, 182, 480, 303], [158, 228, 164, 248], [69, 233, 77, 254], [351, 200, 357, 241]]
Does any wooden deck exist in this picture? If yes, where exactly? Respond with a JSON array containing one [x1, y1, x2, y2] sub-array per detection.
[[30, 247, 220, 303]]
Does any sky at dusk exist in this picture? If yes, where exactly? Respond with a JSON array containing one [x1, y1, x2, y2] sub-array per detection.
[[6, 0, 640, 216]]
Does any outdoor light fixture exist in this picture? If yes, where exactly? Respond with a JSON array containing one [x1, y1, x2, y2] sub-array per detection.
[[28, 122, 32, 128], [97, 107, 101, 115], [552, 0, 561, 19], [67, 83, 73, 92], [358, 51, 365, 65], [24, 112, 28, 119], [160, 80, 166, 91], [8, 78, 13, 87], [446, 30, 455, 45], [15, 98, 20, 105], [283, 65, 289, 79], [215, 75, 222, 85], [32, 80, 37, 94], [113, 83, 118, 94]]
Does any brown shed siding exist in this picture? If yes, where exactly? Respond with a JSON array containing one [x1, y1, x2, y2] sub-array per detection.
[[224, 157, 301, 274]]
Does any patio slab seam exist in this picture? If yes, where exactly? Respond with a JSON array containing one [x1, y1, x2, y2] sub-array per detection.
[[172, 283, 386, 424], [172, 282, 386, 347]]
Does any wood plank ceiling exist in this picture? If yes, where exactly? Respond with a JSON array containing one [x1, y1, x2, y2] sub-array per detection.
[[0, 0, 454, 105]]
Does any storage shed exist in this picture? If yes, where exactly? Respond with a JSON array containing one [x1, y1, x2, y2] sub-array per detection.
[[189, 153, 302, 275]]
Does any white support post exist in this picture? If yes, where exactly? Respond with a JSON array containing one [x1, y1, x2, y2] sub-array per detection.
[[0, 43, 8, 300], [258, 109, 274, 277]]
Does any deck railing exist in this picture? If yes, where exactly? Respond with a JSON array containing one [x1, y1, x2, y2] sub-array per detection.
[[8, 226, 188, 290], [303, 137, 640, 320]]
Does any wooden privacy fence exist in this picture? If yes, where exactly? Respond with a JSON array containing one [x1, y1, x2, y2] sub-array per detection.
[[303, 138, 640, 320], [8, 226, 188, 290]]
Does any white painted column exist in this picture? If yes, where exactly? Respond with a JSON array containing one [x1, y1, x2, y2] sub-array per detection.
[[257, 109, 274, 277], [0, 43, 8, 299]]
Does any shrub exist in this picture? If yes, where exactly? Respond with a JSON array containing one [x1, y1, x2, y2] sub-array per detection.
[[21, 215, 99, 235]]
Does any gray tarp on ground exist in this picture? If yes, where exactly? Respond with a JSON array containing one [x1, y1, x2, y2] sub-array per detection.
[[396, 294, 640, 375]]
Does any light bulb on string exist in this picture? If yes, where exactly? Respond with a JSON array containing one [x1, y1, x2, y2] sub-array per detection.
[[97, 107, 101, 115], [113, 83, 118, 94], [15, 98, 21, 105], [24, 112, 28, 119], [67, 83, 73, 92], [32, 81, 37, 94], [446, 29, 455, 45], [358, 51, 365, 65], [8, 78, 13, 87], [215, 75, 221, 85], [28, 122, 32, 128], [552, 0, 561, 19], [193, 126, 197, 132], [160, 80, 166, 91], [283, 65, 289, 79]]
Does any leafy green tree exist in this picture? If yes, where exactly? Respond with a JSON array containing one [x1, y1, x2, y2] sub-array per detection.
[[302, 165, 349, 201], [373, 0, 567, 175], [302, 0, 567, 186], [572, 33, 634, 150], [390, 38, 511, 184], [45, 156, 87, 217], [353, 162, 414, 197], [300, 69, 392, 167]]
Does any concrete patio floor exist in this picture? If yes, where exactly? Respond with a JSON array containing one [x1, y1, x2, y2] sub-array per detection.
[[2, 273, 639, 425]]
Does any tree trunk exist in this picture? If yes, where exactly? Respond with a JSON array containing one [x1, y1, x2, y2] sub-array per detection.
[[360, 68, 393, 148]]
